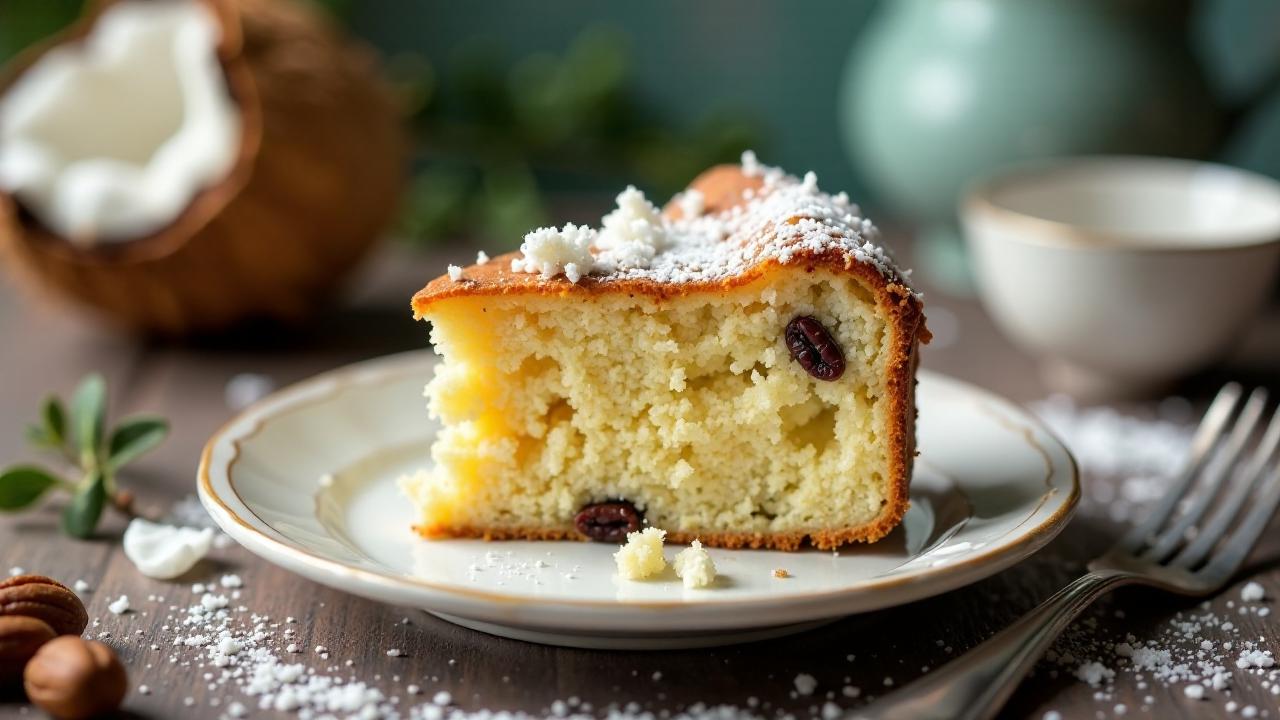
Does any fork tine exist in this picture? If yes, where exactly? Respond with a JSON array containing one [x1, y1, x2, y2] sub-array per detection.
[[1117, 383, 1243, 553], [1174, 405, 1280, 569], [1199, 463, 1280, 585], [1143, 388, 1268, 562]]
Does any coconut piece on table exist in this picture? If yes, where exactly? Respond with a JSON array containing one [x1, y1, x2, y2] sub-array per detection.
[[123, 518, 214, 579]]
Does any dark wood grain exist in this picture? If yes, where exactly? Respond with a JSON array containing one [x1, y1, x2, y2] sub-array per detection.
[[1, 242, 1278, 720]]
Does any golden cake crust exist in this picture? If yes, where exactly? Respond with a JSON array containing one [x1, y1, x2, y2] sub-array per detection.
[[410, 165, 929, 550], [412, 164, 915, 314]]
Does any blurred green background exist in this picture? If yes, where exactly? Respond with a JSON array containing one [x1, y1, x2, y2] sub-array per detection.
[[4, 0, 1279, 251]]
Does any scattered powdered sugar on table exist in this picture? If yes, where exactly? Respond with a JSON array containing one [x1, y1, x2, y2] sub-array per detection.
[[1044, 597, 1278, 712], [1031, 394, 1194, 524], [94, 563, 795, 719], [225, 373, 276, 412], [1242, 582, 1266, 603], [166, 493, 220, 530], [107, 594, 130, 615], [1030, 396, 1278, 717]]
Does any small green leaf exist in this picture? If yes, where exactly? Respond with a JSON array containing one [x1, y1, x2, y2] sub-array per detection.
[[62, 471, 106, 539], [71, 374, 106, 464], [42, 395, 66, 447], [107, 416, 168, 472], [0, 465, 62, 511]]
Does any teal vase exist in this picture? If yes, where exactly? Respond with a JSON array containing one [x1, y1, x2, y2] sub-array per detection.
[[839, 0, 1221, 291]]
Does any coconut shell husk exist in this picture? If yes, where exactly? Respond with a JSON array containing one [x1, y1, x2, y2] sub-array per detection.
[[0, 0, 407, 335]]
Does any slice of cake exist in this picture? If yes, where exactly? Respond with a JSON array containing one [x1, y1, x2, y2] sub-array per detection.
[[401, 153, 929, 550]]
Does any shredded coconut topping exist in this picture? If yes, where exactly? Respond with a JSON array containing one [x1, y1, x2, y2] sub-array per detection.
[[502, 152, 911, 291], [511, 223, 597, 283], [594, 185, 669, 273]]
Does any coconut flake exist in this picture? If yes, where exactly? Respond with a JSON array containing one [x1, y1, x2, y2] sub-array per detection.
[[511, 223, 597, 283], [122, 518, 214, 579], [593, 185, 668, 272]]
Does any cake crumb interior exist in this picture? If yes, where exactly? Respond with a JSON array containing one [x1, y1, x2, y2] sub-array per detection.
[[400, 268, 895, 543]]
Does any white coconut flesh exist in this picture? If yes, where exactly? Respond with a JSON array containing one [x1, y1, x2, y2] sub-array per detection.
[[0, 0, 241, 245]]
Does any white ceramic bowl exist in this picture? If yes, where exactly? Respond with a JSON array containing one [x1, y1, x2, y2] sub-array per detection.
[[962, 157, 1280, 398]]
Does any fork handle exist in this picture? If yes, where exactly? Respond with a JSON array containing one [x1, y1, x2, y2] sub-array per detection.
[[857, 570, 1135, 720]]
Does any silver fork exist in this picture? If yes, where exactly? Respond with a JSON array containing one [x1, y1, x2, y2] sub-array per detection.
[[859, 383, 1280, 720]]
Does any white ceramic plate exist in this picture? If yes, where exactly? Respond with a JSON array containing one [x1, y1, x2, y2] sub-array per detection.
[[199, 352, 1078, 649]]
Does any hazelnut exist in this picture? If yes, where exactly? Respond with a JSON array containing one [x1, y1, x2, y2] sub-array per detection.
[[23, 636, 127, 720], [0, 615, 57, 683], [0, 575, 88, 637]]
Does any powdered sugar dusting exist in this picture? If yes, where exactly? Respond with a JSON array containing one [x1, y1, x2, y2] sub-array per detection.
[[506, 152, 912, 291]]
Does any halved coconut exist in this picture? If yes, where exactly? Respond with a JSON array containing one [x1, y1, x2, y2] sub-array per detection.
[[0, 0, 405, 334]]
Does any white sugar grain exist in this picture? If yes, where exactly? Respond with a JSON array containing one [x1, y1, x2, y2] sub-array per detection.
[[1241, 582, 1265, 603]]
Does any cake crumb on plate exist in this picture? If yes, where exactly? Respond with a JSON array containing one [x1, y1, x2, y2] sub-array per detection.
[[614, 527, 667, 580], [672, 540, 717, 588]]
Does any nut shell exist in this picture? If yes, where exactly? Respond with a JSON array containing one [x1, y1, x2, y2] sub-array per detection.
[[0, 575, 88, 637], [0, 615, 57, 683], [0, 0, 406, 335], [24, 636, 127, 720]]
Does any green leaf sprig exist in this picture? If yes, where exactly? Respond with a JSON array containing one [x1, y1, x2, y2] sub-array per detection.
[[0, 373, 168, 538]]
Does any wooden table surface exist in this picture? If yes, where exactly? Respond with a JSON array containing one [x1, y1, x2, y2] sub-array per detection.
[[1, 241, 1278, 720]]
